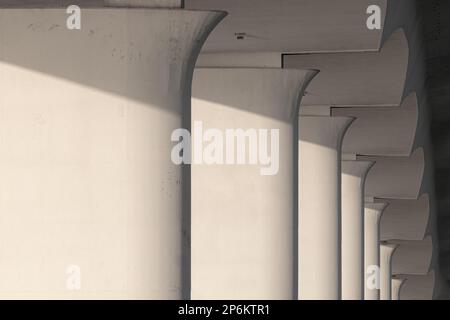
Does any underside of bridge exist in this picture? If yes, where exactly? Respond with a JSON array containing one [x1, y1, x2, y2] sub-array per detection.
[[0, 0, 447, 300]]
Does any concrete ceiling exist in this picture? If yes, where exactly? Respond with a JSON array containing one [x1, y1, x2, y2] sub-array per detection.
[[185, 0, 386, 53]]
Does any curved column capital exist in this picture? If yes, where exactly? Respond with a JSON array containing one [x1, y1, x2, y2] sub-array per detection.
[[299, 116, 354, 148], [392, 277, 407, 300], [193, 68, 318, 123], [191, 67, 317, 299], [365, 202, 389, 222], [298, 115, 354, 300], [342, 160, 375, 185]]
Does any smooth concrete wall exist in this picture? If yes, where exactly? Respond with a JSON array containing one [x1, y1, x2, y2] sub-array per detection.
[[191, 68, 316, 299], [0, 8, 224, 299]]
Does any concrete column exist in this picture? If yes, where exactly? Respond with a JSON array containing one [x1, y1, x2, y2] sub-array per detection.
[[392, 277, 406, 300], [341, 160, 374, 300], [298, 115, 354, 300], [0, 7, 224, 299], [380, 243, 398, 300], [364, 202, 388, 300], [191, 68, 317, 299]]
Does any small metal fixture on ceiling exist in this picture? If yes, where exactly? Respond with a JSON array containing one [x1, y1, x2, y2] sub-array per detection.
[[235, 32, 246, 40], [234, 32, 268, 40]]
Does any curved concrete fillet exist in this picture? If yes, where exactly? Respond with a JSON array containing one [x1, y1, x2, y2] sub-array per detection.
[[191, 68, 317, 300], [382, 1, 426, 99], [382, 0, 418, 46], [399, 271, 437, 300], [332, 93, 419, 157], [0, 7, 225, 299], [362, 148, 425, 200], [298, 115, 354, 300], [391, 236, 433, 275], [391, 277, 407, 300], [364, 202, 389, 300], [341, 160, 374, 300], [380, 194, 430, 241]]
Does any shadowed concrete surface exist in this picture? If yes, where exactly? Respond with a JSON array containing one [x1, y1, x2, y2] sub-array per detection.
[[421, 0, 450, 287]]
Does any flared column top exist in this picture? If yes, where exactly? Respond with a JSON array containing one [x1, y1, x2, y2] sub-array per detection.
[[193, 68, 318, 123]]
